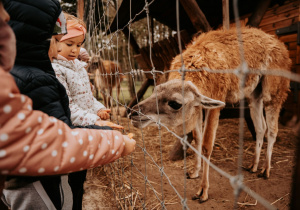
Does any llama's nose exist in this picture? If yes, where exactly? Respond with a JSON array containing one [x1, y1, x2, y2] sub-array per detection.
[[129, 105, 139, 119]]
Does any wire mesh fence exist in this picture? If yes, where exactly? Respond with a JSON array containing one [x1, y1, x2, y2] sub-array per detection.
[[83, 0, 300, 209]]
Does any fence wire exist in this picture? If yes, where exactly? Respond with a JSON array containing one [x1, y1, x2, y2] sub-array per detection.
[[84, 0, 299, 209]]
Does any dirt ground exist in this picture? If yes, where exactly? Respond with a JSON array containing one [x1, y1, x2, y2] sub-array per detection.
[[83, 113, 298, 209]]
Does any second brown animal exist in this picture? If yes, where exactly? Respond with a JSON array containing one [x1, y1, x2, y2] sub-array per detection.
[[88, 56, 123, 109]]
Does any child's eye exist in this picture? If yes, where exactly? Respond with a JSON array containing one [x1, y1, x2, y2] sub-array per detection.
[[67, 44, 72, 47], [55, 39, 59, 43], [77, 45, 81, 47]]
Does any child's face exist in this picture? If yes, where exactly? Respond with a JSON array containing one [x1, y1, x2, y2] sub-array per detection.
[[0, 2, 10, 22], [49, 34, 64, 62], [59, 35, 84, 60]]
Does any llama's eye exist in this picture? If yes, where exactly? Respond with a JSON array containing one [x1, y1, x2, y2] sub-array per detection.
[[168, 101, 182, 110]]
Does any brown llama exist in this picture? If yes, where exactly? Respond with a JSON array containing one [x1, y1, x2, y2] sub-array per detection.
[[89, 56, 123, 109], [130, 27, 291, 203]]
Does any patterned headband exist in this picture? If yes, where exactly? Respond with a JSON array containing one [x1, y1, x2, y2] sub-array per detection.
[[60, 19, 86, 42]]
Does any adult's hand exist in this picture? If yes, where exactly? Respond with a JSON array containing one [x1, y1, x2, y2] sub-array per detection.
[[121, 134, 136, 156], [95, 120, 124, 130]]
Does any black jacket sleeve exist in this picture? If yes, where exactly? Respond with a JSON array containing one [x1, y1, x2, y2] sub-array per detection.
[[10, 68, 73, 126]]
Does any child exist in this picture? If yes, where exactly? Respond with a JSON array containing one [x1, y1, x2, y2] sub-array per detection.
[[52, 16, 125, 209], [2, 0, 135, 209], [52, 15, 114, 126]]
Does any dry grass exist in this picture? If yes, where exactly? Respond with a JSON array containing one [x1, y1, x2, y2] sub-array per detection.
[[83, 108, 298, 209]]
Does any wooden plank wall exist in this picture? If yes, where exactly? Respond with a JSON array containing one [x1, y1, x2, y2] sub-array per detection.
[[270, 0, 300, 122], [135, 0, 299, 72], [233, 0, 299, 34], [236, 0, 299, 70], [260, 0, 299, 35], [234, 0, 300, 122], [265, 0, 300, 123], [134, 30, 192, 79]]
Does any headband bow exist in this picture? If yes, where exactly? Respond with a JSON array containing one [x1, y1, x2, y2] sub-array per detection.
[[53, 11, 67, 35]]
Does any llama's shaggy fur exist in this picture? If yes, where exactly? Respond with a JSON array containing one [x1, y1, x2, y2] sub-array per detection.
[[131, 27, 291, 203], [170, 27, 290, 104]]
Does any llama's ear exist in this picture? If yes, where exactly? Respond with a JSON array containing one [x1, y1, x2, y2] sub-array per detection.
[[185, 81, 225, 109], [198, 94, 225, 109]]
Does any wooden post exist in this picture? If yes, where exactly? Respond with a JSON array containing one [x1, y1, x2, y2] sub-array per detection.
[[246, 0, 272, 27], [122, 28, 157, 115], [77, 0, 84, 19], [179, 0, 211, 32], [222, 0, 230, 29], [122, 27, 140, 54]]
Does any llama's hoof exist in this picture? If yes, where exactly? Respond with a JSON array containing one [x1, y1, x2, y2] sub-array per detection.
[[186, 172, 191, 179], [248, 168, 256, 173], [186, 172, 199, 179], [258, 170, 269, 179], [243, 167, 252, 172], [192, 194, 200, 200], [244, 165, 257, 173], [199, 197, 208, 203]]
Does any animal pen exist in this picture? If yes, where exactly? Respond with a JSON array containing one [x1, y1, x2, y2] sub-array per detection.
[[79, 0, 300, 209]]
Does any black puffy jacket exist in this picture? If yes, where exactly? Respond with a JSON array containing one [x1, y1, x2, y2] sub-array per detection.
[[5, 0, 74, 126], [5, 0, 103, 130]]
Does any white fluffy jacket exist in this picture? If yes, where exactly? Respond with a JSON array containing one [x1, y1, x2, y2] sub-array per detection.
[[52, 55, 105, 126]]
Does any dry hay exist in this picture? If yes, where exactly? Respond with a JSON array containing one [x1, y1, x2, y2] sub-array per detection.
[[83, 109, 297, 210]]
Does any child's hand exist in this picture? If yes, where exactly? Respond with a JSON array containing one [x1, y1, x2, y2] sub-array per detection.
[[97, 109, 110, 120], [95, 120, 124, 130], [121, 133, 136, 157]]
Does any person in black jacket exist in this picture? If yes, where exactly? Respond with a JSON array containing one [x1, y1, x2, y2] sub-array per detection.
[[2, 0, 118, 209]]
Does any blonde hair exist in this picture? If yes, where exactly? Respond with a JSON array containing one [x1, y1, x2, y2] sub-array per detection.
[[63, 12, 86, 29]]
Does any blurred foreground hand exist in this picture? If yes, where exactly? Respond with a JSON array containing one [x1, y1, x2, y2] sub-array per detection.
[[122, 133, 136, 156], [95, 120, 124, 130]]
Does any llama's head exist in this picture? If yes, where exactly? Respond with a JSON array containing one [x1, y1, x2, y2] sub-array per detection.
[[129, 79, 225, 135], [87, 55, 104, 74]]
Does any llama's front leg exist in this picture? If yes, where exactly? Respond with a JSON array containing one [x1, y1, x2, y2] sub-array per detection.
[[247, 97, 266, 173], [192, 109, 220, 203], [259, 106, 279, 178], [188, 113, 203, 179], [187, 129, 202, 179]]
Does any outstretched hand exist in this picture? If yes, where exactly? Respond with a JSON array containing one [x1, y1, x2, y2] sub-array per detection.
[[95, 120, 124, 130], [97, 109, 111, 120], [121, 133, 136, 156]]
